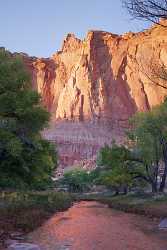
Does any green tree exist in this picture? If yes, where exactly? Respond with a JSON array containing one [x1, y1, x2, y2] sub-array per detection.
[[97, 144, 133, 194], [129, 100, 167, 192], [97, 141, 160, 194], [0, 49, 57, 189], [61, 169, 90, 193], [97, 99, 167, 194]]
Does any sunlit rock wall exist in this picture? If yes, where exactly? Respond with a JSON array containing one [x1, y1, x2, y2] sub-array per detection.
[[25, 23, 167, 166]]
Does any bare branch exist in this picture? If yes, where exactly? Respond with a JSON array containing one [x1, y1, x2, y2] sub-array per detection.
[[128, 54, 167, 89], [122, 0, 167, 26]]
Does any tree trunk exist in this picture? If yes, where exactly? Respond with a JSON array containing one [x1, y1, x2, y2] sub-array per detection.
[[114, 188, 119, 196], [151, 182, 158, 193], [159, 141, 167, 192], [123, 186, 128, 195], [159, 164, 167, 192]]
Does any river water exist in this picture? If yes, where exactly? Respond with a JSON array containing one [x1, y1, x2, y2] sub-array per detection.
[[28, 201, 167, 250]]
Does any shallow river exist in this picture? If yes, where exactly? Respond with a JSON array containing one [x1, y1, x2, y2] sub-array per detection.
[[28, 201, 167, 250]]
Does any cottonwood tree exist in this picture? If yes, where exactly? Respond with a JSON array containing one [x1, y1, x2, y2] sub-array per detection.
[[98, 99, 167, 193], [0, 49, 57, 189], [61, 169, 90, 192], [97, 144, 134, 195], [129, 99, 167, 192], [97, 143, 159, 193], [128, 114, 162, 192]]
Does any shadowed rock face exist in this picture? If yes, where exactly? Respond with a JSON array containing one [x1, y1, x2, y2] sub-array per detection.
[[25, 23, 167, 166]]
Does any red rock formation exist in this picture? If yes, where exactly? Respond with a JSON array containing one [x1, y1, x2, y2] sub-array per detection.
[[25, 23, 167, 166]]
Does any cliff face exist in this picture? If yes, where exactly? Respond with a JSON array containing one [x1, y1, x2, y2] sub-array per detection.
[[27, 23, 167, 166]]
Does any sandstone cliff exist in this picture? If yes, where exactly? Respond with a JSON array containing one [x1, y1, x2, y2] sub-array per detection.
[[25, 23, 167, 167]]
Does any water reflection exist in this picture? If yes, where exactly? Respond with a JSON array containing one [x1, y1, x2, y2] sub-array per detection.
[[28, 201, 166, 250]]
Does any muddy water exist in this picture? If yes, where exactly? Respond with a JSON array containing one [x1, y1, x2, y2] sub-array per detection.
[[28, 201, 167, 250]]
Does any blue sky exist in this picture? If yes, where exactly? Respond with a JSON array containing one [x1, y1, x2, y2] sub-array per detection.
[[0, 0, 149, 57]]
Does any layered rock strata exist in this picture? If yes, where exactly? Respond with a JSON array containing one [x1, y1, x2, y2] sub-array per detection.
[[25, 23, 167, 166]]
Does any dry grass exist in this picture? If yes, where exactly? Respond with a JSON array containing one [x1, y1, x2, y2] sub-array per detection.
[[0, 191, 74, 248]]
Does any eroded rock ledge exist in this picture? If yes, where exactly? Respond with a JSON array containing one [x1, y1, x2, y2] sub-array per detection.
[[21, 23, 167, 166]]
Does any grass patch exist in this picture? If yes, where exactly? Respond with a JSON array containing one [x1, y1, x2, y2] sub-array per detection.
[[0, 191, 74, 248], [77, 192, 167, 218]]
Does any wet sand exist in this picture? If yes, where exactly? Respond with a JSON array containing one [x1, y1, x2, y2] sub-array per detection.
[[28, 201, 167, 250]]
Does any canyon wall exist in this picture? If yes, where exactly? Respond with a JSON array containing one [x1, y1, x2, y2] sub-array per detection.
[[26, 22, 167, 167]]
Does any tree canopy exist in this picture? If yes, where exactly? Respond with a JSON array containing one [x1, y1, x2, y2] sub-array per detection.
[[97, 98, 167, 193], [60, 168, 90, 192], [0, 50, 57, 189]]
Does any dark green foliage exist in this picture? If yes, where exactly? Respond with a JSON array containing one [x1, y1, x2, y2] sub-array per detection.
[[97, 144, 131, 169], [129, 98, 167, 192], [78, 192, 167, 219], [97, 98, 167, 194], [0, 50, 57, 189], [0, 191, 73, 240], [88, 167, 102, 183], [97, 144, 133, 194], [60, 169, 90, 193]]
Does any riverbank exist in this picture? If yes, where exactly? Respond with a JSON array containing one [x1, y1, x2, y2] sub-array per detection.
[[77, 192, 167, 218], [2, 191, 167, 249], [0, 191, 74, 249], [28, 201, 167, 250]]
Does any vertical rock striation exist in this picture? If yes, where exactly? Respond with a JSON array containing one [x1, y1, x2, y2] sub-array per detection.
[[25, 23, 167, 166]]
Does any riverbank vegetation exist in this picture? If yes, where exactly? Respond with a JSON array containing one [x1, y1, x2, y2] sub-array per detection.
[[77, 192, 167, 219], [0, 49, 57, 190], [89, 98, 167, 195], [58, 169, 93, 193], [0, 191, 74, 248]]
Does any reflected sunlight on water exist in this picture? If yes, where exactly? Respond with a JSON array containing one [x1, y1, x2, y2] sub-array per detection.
[[28, 201, 166, 250]]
